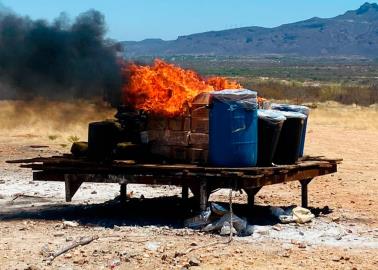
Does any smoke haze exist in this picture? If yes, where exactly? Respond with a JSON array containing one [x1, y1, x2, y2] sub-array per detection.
[[0, 8, 122, 104]]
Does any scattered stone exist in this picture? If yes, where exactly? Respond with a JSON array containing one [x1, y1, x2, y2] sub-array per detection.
[[66, 237, 74, 242], [282, 243, 292, 250], [332, 256, 341, 262], [91, 190, 97, 194], [0, 180, 5, 184], [64, 254, 72, 259], [174, 251, 185, 258], [220, 222, 237, 236], [332, 216, 340, 222], [190, 242, 198, 246], [123, 254, 131, 262], [62, 221, 79, 228], [291, 240, 300, 245], [298, 243, 306, 249], [53, 232, 64, 237], [257, 228, 270, 236], [281, 252, 290, 258], [189, 257, 200, 266], [161, 254, 168, 261], [73, 258, 87, 265], [24, 266, 40, 270], [145, 242, 160, 251], [113, 225, 121, 231], [109, 258, 121, 268], [40, 244, 51, 257]]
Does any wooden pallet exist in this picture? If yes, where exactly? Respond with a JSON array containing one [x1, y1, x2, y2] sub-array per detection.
[[8, 155, 341, 210]]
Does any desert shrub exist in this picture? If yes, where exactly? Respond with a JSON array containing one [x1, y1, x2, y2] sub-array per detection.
[[242, 79, 377, 106]]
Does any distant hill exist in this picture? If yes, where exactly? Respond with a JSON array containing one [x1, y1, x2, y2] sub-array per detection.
[[122, 2, 378, 58]]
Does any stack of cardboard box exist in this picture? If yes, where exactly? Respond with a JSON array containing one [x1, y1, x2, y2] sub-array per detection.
[[144, 93, 210, 164]]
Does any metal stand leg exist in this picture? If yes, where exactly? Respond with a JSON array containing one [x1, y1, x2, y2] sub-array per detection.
[[64, 174, 83, 202], [299, 178, 313, 208], [120, 183, 127, 203], [245, 187, 262, 209], [182, 185, 189, 200], [199, 180, 208, 211]]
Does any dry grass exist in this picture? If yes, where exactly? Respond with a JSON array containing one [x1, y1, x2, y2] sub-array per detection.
[[0, 100, 376, 144], [0, 99, 115, 141], [309, 102, 378, 131]]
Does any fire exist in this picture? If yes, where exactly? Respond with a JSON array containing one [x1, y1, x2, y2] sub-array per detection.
[[122, 59, 241, 116], [206, 76, 242, 90]]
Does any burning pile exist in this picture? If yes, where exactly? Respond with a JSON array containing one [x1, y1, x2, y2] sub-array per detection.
[[73, 60, 243, 164], [122, 59, 241, 117], [72, 59, 311, 167]]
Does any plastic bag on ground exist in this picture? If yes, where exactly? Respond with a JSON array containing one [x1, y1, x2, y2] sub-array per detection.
[[211, 203, 229, 216], [184, 207, 212, 229], [292, 207, 315, 224], [271, 206, 314, 224], [202, 212, 247, 234]]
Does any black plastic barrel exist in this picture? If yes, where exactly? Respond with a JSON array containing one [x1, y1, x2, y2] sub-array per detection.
[[257, 110, 286, 166], [88, 121, 122, 161], [273, 111, 306, 165], [271, 104, 310, 157]]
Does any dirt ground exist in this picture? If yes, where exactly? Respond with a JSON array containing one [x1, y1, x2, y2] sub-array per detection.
[[0, 101, 377, 270]]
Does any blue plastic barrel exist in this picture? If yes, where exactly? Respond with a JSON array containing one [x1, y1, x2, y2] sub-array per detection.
[[271, 104, 310, 157], [209, 89, 258, 167]]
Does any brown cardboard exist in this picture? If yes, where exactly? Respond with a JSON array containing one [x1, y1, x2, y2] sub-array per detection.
[[189, 133, 209, 149], [191, 105, 209, 118], [186, 148, 208, 163], [168, 117, 191, 131], [191, 117, 209, 133]]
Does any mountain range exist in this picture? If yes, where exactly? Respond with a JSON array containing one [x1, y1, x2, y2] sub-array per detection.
[[122, 2, 378, 58]]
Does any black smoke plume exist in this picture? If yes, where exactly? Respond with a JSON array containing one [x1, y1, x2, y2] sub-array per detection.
[[0, 9, 122, 105]]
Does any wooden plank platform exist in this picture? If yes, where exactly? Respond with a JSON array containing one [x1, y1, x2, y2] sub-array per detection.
[[8, 155, 341, 210]]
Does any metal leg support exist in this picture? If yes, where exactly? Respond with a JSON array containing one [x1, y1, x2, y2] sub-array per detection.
[[120, 183, 127, 204], [299, 178, 313, 208], [199, 180, 208, 211], [64, 174, 83, 202], [182, 185, 189, 201], [245, 187, 262, 209]]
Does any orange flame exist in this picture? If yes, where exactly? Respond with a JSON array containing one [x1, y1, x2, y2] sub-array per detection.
[[122, 59, 241, 117]]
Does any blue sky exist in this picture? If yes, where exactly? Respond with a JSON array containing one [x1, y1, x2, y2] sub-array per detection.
[[1, 0, 375, 41]]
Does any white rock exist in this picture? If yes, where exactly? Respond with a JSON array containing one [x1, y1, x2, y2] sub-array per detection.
[[63, 221, 79, 228]]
